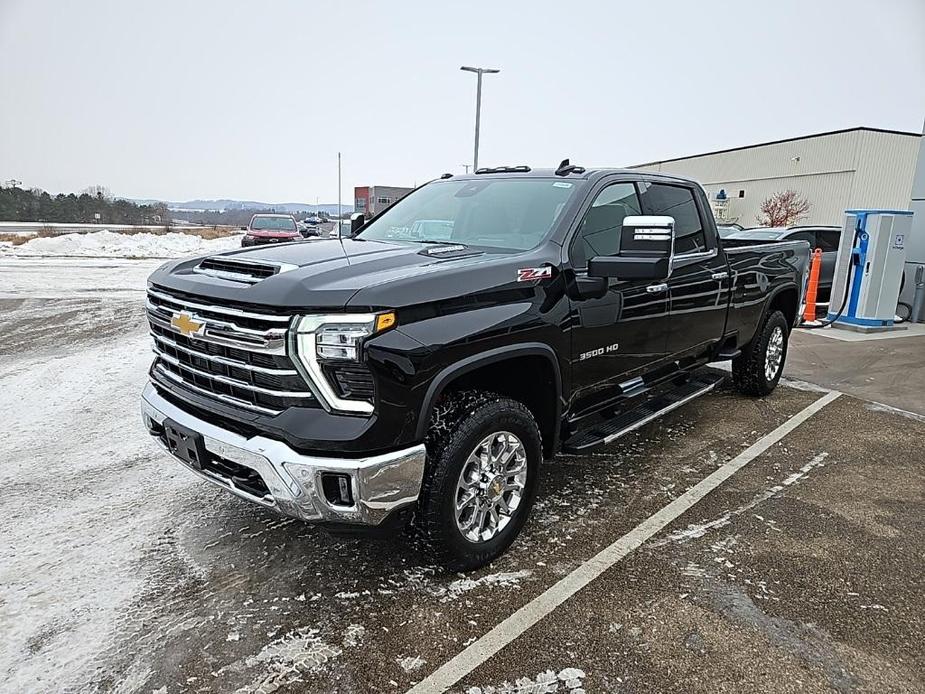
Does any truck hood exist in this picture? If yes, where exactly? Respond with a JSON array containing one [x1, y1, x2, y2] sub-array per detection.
[[148, 237, 540, 311]]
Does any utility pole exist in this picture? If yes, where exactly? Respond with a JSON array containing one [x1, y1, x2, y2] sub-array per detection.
[[460, 66, 500, 171], [337, 152, 342, 224], [460, 164, 471, 174]]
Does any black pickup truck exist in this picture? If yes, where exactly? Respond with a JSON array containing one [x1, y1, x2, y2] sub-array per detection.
[[141, 164, 809, 570]]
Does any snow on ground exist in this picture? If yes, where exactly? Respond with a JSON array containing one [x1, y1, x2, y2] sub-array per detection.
[[0, 322, 191, 691], [460, 667, 587, 694], [0, 258, 162, 299], [2, 229, 240, 258]]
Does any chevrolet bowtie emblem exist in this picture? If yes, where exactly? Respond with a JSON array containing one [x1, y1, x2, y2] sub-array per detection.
[[170, 311, 205, 338]]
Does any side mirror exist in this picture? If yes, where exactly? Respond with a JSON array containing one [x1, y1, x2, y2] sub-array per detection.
[[587, 215, 674, 281], [350, 213, 365, 235]]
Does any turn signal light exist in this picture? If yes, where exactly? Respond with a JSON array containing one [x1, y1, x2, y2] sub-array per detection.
[[375, 312, 396, 332]]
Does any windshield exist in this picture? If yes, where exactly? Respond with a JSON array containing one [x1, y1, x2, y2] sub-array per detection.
[[251, 216, 297, 231], [356, 178, 577, 251]]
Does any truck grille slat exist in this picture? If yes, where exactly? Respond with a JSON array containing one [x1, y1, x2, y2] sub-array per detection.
[[147, 287, 291, 324], [151, 333, 298, 376], [153, 348, 312, 398], [153, 365, 283, 416], [146, 303, 286, 354], [147, 286, 318, 415]]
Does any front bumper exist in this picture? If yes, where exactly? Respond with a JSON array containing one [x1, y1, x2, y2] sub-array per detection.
[[141, 383, 426, 525]]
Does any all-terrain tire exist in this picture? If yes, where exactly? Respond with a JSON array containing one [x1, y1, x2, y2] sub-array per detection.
[[417, 390, 542, 572], [732, 309, 790, 397]]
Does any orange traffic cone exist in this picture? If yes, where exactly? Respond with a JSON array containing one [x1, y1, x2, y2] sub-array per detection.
[[803, 248, 823, 322]]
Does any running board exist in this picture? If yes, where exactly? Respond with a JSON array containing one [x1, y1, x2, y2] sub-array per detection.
[[562, 372, 725, 453]]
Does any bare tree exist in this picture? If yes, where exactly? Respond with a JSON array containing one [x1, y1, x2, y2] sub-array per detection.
[[81, 184, 112, 200], [756, 190, 811, 227]]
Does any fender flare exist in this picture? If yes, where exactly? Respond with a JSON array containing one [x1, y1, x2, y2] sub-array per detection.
[[414, 342, 563, 441]]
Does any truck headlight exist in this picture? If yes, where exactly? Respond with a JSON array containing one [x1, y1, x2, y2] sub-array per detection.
[[292, 312, 395, 414]]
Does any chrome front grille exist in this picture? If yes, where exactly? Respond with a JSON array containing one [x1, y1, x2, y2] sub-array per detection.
[[146, 287, 315, 415]]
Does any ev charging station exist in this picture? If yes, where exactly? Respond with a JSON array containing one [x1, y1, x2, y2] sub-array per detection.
[[827, 209, 914, 331]]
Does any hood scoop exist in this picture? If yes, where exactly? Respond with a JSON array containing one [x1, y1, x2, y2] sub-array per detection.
[[193, 256, 297, 284]]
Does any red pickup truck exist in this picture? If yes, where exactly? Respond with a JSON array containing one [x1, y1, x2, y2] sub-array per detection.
[[241, 214, 301, 247]]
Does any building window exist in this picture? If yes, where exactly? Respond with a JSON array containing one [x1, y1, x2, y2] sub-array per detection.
[[355, 198, 366, 209], [377, 197, 391, 204], [738, 190, 745, 198]]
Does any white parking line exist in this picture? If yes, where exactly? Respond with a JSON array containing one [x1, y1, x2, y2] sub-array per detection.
[[406, 390, 841, 694]]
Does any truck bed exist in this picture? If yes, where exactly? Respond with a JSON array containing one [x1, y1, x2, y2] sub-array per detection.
[[723, 238, 811, 289]]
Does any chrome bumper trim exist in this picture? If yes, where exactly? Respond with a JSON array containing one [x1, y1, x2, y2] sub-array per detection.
[[141, 382, 426, 525]]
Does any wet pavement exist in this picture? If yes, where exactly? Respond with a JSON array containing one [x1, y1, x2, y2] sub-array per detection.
[[1, 259, 922, 694]]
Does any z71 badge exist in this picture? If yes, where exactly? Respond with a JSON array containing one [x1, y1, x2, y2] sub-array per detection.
[[517, 266, 553, 282]]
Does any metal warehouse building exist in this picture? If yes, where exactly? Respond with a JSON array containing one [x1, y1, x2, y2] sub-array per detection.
[[630, 127, 921, 226]]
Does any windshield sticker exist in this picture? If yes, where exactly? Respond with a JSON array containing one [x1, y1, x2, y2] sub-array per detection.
[[552, 182, 573, 188], [517, 266, 553, 282]]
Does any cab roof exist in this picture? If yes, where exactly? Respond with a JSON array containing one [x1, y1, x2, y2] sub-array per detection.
[[441, 166, 701, 186]]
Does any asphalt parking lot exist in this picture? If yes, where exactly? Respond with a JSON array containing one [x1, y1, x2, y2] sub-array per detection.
[[1, 258, 923, 694]]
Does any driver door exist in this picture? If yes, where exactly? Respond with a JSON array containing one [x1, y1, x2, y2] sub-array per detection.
[[567, 180, 670, 415]]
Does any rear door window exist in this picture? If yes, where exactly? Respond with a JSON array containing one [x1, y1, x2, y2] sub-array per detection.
[[641, 183, 706, 254]]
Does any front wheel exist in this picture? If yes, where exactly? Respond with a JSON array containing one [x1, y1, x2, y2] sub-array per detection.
[[417, 392, 541, 572], [732, 309, 790, 396]]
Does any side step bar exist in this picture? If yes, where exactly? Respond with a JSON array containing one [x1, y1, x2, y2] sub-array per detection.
[[562, 372, 725, 453]]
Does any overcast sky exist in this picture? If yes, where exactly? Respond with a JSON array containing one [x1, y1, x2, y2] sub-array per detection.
[[1, 0, 923, 203]]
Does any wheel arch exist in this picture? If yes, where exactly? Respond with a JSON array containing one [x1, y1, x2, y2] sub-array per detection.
[[415, 343, 563, 458], [765, 283, 801, 328]]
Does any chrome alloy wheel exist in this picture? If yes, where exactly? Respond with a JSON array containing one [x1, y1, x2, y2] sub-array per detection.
[[765, 325, 784, 381], [454, 431, 528, 543]]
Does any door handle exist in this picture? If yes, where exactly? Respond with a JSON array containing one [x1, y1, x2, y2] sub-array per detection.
[[711, 271, 729, 280], [646, 283, 668, 293]]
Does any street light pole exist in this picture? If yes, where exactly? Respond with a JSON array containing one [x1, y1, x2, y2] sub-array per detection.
[[460, 66, 500, 172]]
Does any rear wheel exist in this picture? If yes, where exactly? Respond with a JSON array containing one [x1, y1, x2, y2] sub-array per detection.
[[417, 391, 541, 571], [732, 309, 789, 396]]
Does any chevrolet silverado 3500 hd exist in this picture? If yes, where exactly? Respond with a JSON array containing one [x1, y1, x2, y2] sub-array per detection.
[[141, 164, 810, 570]]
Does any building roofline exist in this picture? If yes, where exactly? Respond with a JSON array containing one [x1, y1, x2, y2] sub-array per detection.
[[631, 126, 921, 168]]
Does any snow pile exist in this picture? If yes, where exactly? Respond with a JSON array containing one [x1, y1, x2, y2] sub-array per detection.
[[439, 569, 533, 602], [3, 229, 240, 258], [463, 667, 587, 694]]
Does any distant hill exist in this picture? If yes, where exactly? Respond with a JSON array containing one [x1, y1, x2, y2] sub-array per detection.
[[127, 198, 353, 215]]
